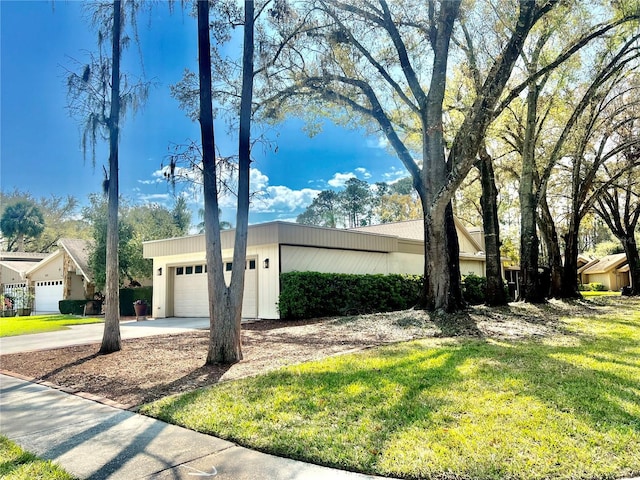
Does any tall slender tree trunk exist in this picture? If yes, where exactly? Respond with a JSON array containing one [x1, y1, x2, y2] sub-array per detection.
[[478, 147, 507, 306], [207, 0, 254, 364], [100, 0, 122, 354]]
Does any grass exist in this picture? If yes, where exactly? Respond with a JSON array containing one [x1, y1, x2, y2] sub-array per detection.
[[142, 297, 640, 480], [0, 314, 103, 337], [0, 435, 75, 479], [580, 290, 622, 297]]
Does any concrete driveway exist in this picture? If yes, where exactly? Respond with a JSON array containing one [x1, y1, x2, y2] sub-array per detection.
[[0, 317, 210, 355]]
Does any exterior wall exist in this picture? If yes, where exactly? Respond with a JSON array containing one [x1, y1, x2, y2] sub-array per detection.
[[584, 271, 630, 291], [460, 259, 485, 277], [458, 233, 479, 254], [388, 252, 424, 275], [280, 245, 390, 274], [0, 265, 23, 284], [68, 274, 86, 299], [29, 255, 63, 282]]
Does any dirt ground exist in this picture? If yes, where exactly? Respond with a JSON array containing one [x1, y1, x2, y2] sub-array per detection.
[[0, 299, 618, 409]]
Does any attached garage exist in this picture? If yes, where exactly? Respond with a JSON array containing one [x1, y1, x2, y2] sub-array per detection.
[[34, 279, 64, 313], [172, 260, 258, 318]]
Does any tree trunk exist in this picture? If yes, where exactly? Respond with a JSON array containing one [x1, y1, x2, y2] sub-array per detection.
[[207, 0, 254, 364], [537, 196, 564, 298], [478, 148, 507, 306], [622, 235, 640, 295], [100, 0, 122, 354], [560, 220, 582, 298], [518, 84, 545, 303], [445, 203, 465, 310]]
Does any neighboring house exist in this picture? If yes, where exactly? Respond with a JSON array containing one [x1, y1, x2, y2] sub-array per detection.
[[143, 220, 488, 320], [580, 253, 630, 291], [26, 238, 95, 313], [0, 251, 47, 302]]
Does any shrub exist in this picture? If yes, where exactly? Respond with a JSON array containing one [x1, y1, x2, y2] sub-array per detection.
[[462, 273, 487, 305], [278, 272, 422, 320], [58, 299, 87, 315], [589, 282, 606, 292]]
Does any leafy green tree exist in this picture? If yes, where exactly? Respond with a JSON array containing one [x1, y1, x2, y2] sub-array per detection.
[[341, 178, 373, 227], [0, 200, 45, 252], [0, 191, 90, 252], [83, 195, 190, 289], [260, 0, 562, 311], [296, 190, 340, 227]]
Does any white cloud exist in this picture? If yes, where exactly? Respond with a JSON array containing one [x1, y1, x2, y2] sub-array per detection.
[[383, 166, 408, 182], [355, 167, 371, 179], [366, 136, 389, 149], [328, 172, 356, 187]]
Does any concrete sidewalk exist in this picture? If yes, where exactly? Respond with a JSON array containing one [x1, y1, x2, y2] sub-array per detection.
[[0, 317, 211, 355], [0, 374, 389, 479]]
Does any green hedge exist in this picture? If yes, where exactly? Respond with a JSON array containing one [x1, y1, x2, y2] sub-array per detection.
[[58, 300, 87, 315], [462, 273, 487, 305], [58, 287, 152, 316], [119, 286, 152, 316], [278, 272, 422, 320]]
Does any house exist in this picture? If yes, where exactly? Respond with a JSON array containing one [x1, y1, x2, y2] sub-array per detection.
[[580, 252, 630, 291], [143, 220, 487, 320], [352, 218, 488, 277], [0, 251, 47, 303], [25, 238, 95, 313]]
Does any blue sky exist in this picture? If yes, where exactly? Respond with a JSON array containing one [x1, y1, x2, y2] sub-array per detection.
[[0, 0, 406, 227]]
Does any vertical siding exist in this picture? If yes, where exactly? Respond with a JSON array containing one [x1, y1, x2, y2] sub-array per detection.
[[459, 260, 485, 277]]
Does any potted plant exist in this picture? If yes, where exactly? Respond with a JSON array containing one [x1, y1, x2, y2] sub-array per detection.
[[133, 298, 148, 321], [0, 294, 16, 317]]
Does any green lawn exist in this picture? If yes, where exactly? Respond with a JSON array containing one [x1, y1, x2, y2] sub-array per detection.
[[142, 297, 640, 480], [0, 314, 103, 337], [580, 290, 622, 297], [0, 435, 75, 479]]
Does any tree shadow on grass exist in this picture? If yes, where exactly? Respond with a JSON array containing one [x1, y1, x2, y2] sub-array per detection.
[[147, 318, 640, 479]]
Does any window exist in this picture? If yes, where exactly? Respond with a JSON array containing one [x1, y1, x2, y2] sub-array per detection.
[[186, 266, 193, 275], [195, 265, 203, 274], [248, 259, 256, 270], [225, 262, 233, 272], [176, 267, 184, 275]]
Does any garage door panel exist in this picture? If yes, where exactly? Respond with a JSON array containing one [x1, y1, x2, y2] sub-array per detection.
[[34, 280, 64, 313], [173, 260, 257, 318]]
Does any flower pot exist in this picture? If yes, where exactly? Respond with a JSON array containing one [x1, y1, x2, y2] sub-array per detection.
[[134, 303, 147, 321], [17, 308, 31, 316], [1, 309, 16, 317]]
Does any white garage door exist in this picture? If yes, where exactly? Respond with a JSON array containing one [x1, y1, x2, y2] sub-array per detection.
[[34, 280, 64, 313], [173, 260, 257, 318]]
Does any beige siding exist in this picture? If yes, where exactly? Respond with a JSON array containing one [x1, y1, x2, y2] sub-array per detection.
[[281, 246, 389, 275], [388, 252, 424, 275], [585, 272, 612, 290], [29, 255, 63, 282], [585, 271, 630, 291], [460, 259, 485, 277], [68, 274, 85, 300], [0, 265, 23, 284]]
